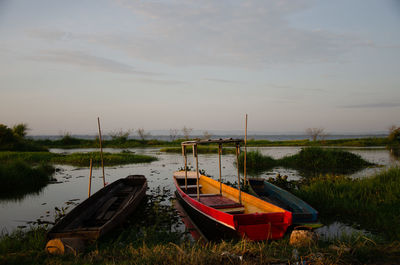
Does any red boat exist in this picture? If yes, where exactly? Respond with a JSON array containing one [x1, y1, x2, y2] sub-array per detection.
[[174, 139, 292, 240]]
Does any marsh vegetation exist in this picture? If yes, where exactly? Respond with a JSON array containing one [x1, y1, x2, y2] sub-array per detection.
[[238, 147, 373, 176], [0, 151, 157, 167], [0, 161, 55, 200]]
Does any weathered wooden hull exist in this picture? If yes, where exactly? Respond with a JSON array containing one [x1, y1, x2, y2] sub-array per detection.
[[47, 175, 147, 241], [174, 172, 291, 240], [249, 178, 318, 224]]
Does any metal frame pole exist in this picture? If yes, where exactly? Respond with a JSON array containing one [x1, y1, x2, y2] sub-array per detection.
[[194, 144, 200, 201], [244, 114, 248, 185], [236, 144, 242, 204], [182, 145, 188, 192], [218, 144, 222, 195]]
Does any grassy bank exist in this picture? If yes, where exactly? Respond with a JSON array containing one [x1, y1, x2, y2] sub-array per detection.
[[2, 228, 399, 264], [0, 151, 157, 167], [1, 185, 399, 264], [295, 167, 400, 241], [238, 147, 373, 175], [0, 161, 54, 199]]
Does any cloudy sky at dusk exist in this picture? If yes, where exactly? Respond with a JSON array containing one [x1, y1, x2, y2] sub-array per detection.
[[1, 0, 399, 135]]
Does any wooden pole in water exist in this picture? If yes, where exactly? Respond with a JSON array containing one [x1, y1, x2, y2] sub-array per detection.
[[236, 144, 242, 204], [218, 144, 222, 195], [182, 145, 188, 192], [97, 117, 106, 187], [244, 114, 248, 185], [88, 158, 93, 197], [194, 144, 200, 201]]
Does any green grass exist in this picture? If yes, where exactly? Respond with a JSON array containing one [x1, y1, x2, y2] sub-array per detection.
[[0, 151, 157, 167], [279, 147, 373, 176], [239, 147, 373, 176], [51, 152, 157, 166], [237, 150, 275, 172], [0, 161, 55, 199], [294, 167, 400, 241], [160, 146, 236, 154]]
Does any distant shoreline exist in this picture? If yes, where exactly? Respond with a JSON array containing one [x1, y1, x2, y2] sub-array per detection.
[[28, 133, 388, 141]]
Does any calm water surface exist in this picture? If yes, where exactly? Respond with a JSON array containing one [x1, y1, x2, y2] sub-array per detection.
[[1, 147, 398, 237]]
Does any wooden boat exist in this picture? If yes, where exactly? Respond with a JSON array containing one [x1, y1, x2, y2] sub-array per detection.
[[249, 178, 318, 224], [174, 171, 291, 240], [46, 175, 147, 253], [174, 139, 292, 241]]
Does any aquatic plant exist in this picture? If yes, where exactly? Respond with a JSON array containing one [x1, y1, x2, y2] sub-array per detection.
[[237, 150, 275, 173], [0, 151, 157, 167], [50, 152, 157, 167], [239, 147, 373, 176], [0, 161, 54, 200], [295, 167, 400, 240], [279, 147, 374, 176]]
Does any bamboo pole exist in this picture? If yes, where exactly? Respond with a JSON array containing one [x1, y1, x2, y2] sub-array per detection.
[[218, 144, 222, 195], [97, 117, 106, 187], [194, 144, 200, 201], [236, 144, 242, 204], [88, 158, 93, 197], [182, 145, 188, 192], [244, 114, 248, 185]]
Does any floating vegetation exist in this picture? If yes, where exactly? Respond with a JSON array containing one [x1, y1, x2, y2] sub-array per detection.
[[279, 147, 374, 176], [50, 152, 157, 167], [0, 161, 55, 200], [0, 151, 157, 167], [238, 147, 374, 176]]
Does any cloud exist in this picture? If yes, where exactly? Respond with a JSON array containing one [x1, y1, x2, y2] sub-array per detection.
[[203, 78, 244, 84], [340, 102, 400, 109], [107, 0, 369, 67], [26, 50, 158, 75], [27, 1, 375, 68]]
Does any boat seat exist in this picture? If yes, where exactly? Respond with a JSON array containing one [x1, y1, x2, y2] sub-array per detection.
[[188, 193, 220, 197], [180, 185, 202, 189], [217, 206, 245, 214]]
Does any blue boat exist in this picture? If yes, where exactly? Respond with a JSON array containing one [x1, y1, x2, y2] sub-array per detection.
[[248, 178, 318, 224]]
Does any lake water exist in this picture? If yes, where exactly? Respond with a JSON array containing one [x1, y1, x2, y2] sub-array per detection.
[[1, 146, 398, 238]]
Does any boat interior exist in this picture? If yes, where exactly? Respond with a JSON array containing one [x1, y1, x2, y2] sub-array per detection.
[[175, 172, 245, 214]]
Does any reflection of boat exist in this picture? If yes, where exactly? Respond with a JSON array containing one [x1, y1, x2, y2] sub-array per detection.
[[249, 178, 318, 224], [46, 175, 147, 253], [173, 198, 208, 243], [174, 139, 292, 241]]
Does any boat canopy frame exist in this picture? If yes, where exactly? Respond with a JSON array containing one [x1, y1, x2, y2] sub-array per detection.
[[181, 138, 244, 203]]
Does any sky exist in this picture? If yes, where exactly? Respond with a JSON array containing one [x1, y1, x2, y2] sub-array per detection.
[[0, 0, 399, 135]]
